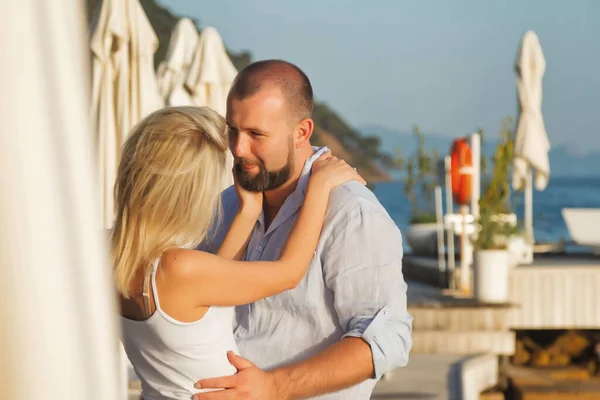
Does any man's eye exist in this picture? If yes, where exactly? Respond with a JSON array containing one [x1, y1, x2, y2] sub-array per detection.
[[251, 131, 262, 137]]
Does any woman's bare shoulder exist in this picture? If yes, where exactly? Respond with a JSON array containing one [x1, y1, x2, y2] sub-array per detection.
[[159, 248, 215, 280]]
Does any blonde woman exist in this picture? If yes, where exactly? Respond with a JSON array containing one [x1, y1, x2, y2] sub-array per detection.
[[113, 106, 364, 400]]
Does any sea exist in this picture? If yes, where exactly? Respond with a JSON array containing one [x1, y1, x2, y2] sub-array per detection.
[[371, 176, 600, 252]]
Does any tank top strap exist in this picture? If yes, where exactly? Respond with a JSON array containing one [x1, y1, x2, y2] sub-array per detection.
[[150, 258, 162, 311], [141, 258, 161, 318], [141, 263, 153, 319]]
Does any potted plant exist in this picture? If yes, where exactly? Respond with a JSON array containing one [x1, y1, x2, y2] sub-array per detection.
[[473, 119, 519, 303], [396, 125, 440, 254]]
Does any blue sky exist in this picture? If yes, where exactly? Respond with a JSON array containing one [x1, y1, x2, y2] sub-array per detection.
[[159, 0, 600, 151]]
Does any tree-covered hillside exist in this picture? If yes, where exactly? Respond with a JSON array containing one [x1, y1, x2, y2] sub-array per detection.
[[86, 0, 391, 181]]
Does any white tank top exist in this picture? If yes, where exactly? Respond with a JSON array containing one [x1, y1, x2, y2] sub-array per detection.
[[121, 258, 238, 400]]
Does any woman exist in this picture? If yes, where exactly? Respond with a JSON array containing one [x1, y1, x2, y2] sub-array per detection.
[[113, 106, 364, 399]]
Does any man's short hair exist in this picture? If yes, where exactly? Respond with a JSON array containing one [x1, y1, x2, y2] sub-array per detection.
[[228, 59, 314, 121]]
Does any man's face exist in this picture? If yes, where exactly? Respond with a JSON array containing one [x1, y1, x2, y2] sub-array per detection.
[[226, 86, 296, 192]]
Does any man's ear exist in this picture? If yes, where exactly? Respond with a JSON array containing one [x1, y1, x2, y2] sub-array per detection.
[[294, 118, 314, 148]]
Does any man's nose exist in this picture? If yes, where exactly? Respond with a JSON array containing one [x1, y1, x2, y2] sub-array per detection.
[[230, 132, 250, 159]]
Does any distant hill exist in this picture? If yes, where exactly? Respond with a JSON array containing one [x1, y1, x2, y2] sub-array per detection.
[[86, 0, 390, 183], [360, 123, 600, 178]]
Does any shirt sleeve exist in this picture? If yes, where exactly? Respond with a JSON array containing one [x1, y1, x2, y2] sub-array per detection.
[[321, 204, 413, 379]]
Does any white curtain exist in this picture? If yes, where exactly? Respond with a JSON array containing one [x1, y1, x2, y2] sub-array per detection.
[[0, 1, 121, 398]]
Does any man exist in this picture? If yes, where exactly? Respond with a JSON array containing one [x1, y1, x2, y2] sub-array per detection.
[[195, 60, 412, 400]]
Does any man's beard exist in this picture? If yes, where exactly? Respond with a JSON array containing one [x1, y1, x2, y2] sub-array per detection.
[[234, 146, 294, 192]]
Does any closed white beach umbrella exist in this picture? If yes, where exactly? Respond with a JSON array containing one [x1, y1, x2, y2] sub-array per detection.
[[157, 18, 199, 106], [513, 30, 550, 244], [185, 26, 238, 188], [90, 0, 164, 229], [0, 0, 120, 399], [185, 26, 238, 116]]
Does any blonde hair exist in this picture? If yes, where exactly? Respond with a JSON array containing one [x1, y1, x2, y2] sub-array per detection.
[[111, 106, 228, 298]]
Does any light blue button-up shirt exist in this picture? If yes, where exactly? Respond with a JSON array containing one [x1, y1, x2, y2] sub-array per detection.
[[202, 147, 413, 399]]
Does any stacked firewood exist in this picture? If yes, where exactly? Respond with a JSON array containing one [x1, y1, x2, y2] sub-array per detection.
[[513, 330, 600, 375]]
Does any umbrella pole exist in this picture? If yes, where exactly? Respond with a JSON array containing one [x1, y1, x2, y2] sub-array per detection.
[[525, 168, 534, 245]]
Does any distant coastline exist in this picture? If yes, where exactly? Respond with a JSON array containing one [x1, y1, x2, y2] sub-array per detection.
[[383, 175, 600, 183], [361, 124, 600, 180]]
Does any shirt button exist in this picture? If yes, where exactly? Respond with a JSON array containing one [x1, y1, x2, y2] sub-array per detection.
[[256, 245, 263, 252], [383, 308, 391, 315], [235, 332, 243, 339]]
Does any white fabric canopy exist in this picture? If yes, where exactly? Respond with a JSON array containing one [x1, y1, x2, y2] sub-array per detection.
[[90, 0, 164, 229], [184, 26, 238, 188], [157, 18, 199, 106], [0, 0, 120, 398], [185, 26, 238, 117], [513, 30, 550, 191], [513, 30, 551, 246]]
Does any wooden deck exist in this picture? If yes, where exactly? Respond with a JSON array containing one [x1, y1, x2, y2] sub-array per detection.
[[407, 281, 516, 356], [506, 365, 600, 400], [404, 253, 600, 330]]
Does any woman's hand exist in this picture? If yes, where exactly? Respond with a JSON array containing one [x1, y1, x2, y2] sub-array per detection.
[[234, 169, 263, 217], [309, 151, 366, 191]]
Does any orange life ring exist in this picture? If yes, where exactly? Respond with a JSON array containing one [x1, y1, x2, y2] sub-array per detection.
[[450, 138, 472, 206]]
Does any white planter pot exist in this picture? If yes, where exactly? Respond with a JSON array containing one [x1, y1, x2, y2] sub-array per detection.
[[473, 250, 510, 303], [405, 223, 439, 255]]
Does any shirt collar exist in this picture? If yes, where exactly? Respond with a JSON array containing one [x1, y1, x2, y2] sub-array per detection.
[[294, 146, 330, 197], [258, 146, 329, 235]]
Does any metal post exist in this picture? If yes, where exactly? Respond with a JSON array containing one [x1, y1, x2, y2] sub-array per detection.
[[444, 156, 456, 289], [459, 204, 471, 293], [435, 186, 446, 287], [471, 132, 481, 222]]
